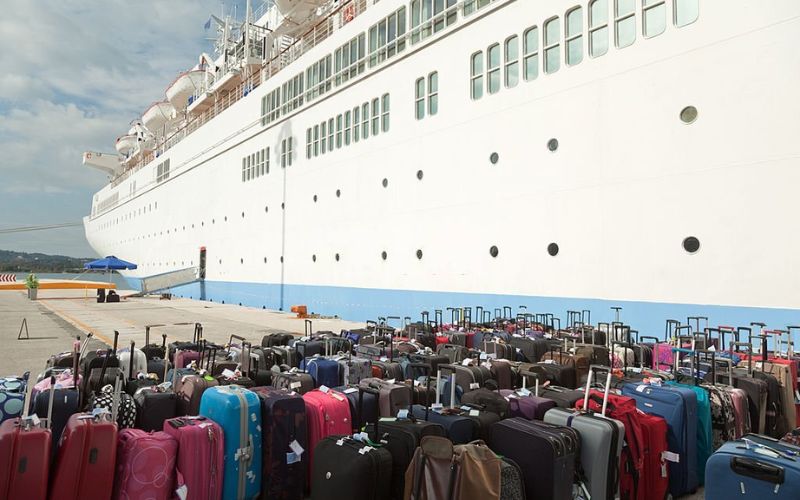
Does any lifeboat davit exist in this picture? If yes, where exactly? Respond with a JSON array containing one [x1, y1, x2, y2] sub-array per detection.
[[142, 101, 176, 132], [165, 70, 205, 111], [115, 135, 137, 155]]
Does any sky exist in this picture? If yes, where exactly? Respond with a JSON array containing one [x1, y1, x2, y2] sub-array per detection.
[[0, 0, 253, 257]]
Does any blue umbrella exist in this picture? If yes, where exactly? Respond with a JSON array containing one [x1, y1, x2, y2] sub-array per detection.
[[84, 256, 137, 270]]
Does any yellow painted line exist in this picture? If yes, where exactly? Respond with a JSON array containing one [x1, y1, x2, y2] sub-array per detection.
[[0, 281, 116, 291], [39, 300, 114, 346]]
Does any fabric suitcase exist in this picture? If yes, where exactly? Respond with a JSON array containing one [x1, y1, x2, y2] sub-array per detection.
[[113, 429, 177, 500], [250, 387, 307, 500], [500, 390, 555, 420], [301, 357, 342, 388], [705, 439, 800, 499], [372, 360, 404, 380], [199, 386, 262, 500], [622, 383, 699, 496], [460, 387, 510, 419], [491, 417, 578, 500], [540, 385, 585, 408], [0, 390, 25, 425], [337, 356, 372, 384], [667, 381, 713, 484], [409, 405, 476, 444], [49, 412, 118, 500], [118, 347, 148, 379], [334, 385, 378, 430], [177, 374, 219, 416], [310, 435, 392, 500], [262, 332, 294, 348], [272, 371, 314, 395], [359, 378, 412, 417], [162, 416, 224, 500], [302, 389, 352, 483], [489, 359, 515, 390], [363, 419, 446, 500], [133, 388, 178, 432]]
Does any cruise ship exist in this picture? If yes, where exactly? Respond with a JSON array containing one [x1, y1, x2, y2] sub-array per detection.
[[83, 0, 800, 334]]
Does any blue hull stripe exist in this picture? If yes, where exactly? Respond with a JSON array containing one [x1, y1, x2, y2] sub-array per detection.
[[124, 278, 799, 338]]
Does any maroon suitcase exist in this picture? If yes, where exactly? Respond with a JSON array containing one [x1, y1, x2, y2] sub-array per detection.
[[113, 429, 178, 500], [49, 412, 118, 500], [0, 377, 52, 500], [163, 417, 224, 500]]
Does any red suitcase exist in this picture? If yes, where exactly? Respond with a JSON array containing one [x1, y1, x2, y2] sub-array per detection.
[[113, 429, 178, 500], [49, 412, 118, 500], [163, 416, 224, 500], [302, 389, 351, 484], [0, 377, 52, 500]]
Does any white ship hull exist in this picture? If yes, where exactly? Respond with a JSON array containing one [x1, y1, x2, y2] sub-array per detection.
[[84, 0, 800, 332]]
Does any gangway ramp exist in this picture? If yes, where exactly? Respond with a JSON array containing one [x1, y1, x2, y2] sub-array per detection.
[[136, 267, 200, 295]]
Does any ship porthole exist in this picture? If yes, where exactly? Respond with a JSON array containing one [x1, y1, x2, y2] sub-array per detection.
[[490, 246, 499, 258], [547, 138, 559, 152], [680, 106, 698, 124], [241, 212, 245, 218], [240, 258, 243, 264], [417, 170, 424, 180], [416, 249, 423, 260], [683, 236, 700, 253], [547, 243, 559, 256], [280, 256, 284, 263], [212, 219, 215, 224], [336, 189, 341, 198], [382, 178, 389, 188], [263, 257, 267, 263], [490, 152, 499, 165], [224, 216, 228, 222], [335, 253, 340, 261], [264, 206, 269, 213], [381, 251, 388, 260], [313, 195, 318, 203], [312, 254, 317, 262], [281, 203, 285, 210]]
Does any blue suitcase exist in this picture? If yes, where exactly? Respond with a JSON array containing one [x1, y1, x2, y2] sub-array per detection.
[[199, 385, 262, 500], [705, 439, 800, 499], [622, 383, 699, 496], [300, 357, 341, 388], [666, 381, 713, 484], [410, 405, 476, 444]]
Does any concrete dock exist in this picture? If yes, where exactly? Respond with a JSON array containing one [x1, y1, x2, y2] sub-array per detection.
[[0, 288, 364, 375]]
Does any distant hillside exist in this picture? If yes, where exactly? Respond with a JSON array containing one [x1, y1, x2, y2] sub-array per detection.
[[0, 249, 92, 273]]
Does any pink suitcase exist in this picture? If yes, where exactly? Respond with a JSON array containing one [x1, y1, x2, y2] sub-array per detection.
[[302, 389, 351, 483], [163, 417, 224, 500], [49, 412, 118, 500], [113, 429, 177, 500]]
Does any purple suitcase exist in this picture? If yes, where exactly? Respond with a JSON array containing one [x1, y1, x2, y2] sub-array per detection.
[[500, 389, 556, 420]]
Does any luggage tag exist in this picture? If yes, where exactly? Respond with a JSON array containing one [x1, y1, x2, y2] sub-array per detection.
[[468, 409, 480, 417], [542, 359, 556, 364], [352, 432, 369, 442], [662, 451, 680, 463], [290, 381, 302, 389], [461, 359, 473, 366], [343, 387, 358, 394], [286, 452, 301, 464], [319, 385, 330, 393], [469, 383, 480, 390], [431, 403, 444, 412], [386, 378, 396, 384], [516, 388, 531, 397], [397, 409, 410, 420], [222, 369, 236, 379], [379, 356, 389, 362], [175, 484, 188, 500]]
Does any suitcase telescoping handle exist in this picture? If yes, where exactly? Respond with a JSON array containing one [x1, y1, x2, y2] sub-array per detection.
[[437, 366, 458, 410], [408, 362, 434, 420], [664, 319, 680, 341], [518, 369, 540, 397], [305, 319, 313, 338], [113, 330, 119, 355], [730, 341, 754, 374], [129, 341, 136, 380], [358, 385, 381, 437], [96, 348, 113, 395], [163, 336, 171, 382], [583, 365, 613, 416], [241, 341, 252, 377]]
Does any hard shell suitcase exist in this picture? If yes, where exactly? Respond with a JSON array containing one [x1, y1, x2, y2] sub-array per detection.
[[49, 412, 118, 500], [0, 374, 51, 500], [543, 367, 624, 500], [491, 417, 579, 500], [162, 416, 224, 500], [199, 386, 262, 500], [309, 435, 392, 500], [118, 345, 148, 380], [251, 386, 307, 500], [302, 389, 351, 483], [705, 439, 800, 499], [112, 429, 178, 500]]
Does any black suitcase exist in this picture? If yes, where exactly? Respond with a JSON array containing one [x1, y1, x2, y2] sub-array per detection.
[[141, 329, 167, 361], [310, 435, 392, 500], [252, 386, 307, 500], [363, 419, 446, 500], [261, 332, 294, 347], [491, 417, 579, 500], [404, 352, 449, 380], [133, 389, 177, 432], [539, 385, 585, 408]]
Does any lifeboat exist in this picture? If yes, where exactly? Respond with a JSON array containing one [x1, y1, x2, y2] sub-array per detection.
[[115, 135, 137, 155], [142, 101, 176, 133], [165, 70, 206, 111], [273, 0, 327, 37]]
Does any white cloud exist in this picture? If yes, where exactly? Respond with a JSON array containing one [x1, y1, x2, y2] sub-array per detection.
[[0, 0, 256, 255]]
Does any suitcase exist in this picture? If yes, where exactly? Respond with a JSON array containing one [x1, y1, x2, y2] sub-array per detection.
[[162, 416, 224, 500], [199, 386, 262, 500], [272, 370, 314, 395], [113, 429, 177, 500], [0, 375, 51, 500], [409, 405, 476, 444], [334, 385, 379, 430], [336, 355, 372, 385], [363, 419, 446, 500], [705, 439, 800, 499], [177, 373, 219, 416], [372, 360, 404, 380], [301, 357, 342, 388], [621, 382, 699, 496], [436, 344, 469, 364], [358, 378, 412, 417], [133, 387, 178, 432], [271, 345, 297, 368], [460, 387, 510, 419], [119, 343, 148, 380], [88, 376, 137, 429], [49, 412, 118, 500], [666, 380, 713, 484], [539, 385, 585, 408], [488, 359, 515, 390], [249, 387, 307, 500], [500, 389, 555, 420], [309, 435, 392, 500], [543, 367, 624, 500], [262, 332, 294, 348], [302, 389, 352, 483], [491, 417, 579, 500]]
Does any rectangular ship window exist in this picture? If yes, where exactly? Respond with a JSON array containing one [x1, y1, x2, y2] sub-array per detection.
[[504, 36, 519, 88], [321, 122, 327, 154], [674, 0, 698, 27], [471, 51, 484, 99], [306, 128, 312, 159], [369, 7, 407, 67], [428, 72, 438, 115], [381, 94, 390, 132], [314, 125, 320, 156], [371, 98, 380, 136], [643, 0, 666, 38], [523, 27, 539, 81], [589, 0, 609, 57], [362, 103, 370, 140], [566, 7, 584, 66], [353, 107, 360, 143], [336, 114, 343, 149], [328, 118, 334, 149], [416, 77, 426, 120], [544, 17, 560, 73], [487, 43, 500, 94], [615, 0, 636, 48], [345, 111, 352, 146]]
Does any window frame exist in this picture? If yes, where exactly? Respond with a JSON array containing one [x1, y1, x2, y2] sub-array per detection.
[[544, 16, 561, 74], [336, 114, 343, 149], [353, 106, 361, 143], [674, 0, 699, 27], [588, 0, 609, 58], [504, 35, 519, 88], [565, 6, 584, 66], [470, 51, 484, 100], [313, 125, 320, 157], [306, 128, 312, 159], [523, 26, 539, 81], [371, 98, 380, 135], [614, 0, 636, 49], [642, 0, 666, 38], [487, 43, 501, 95], [428, 71, 439, 116], [362, 102, 370, 140], [345, 110, 352, 146], [415, 77, 426, 120], [321, 121, 327, 154], [381, 94, 390, 133]]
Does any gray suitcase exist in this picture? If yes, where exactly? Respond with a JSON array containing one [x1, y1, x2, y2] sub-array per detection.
[[336, 355, 372, 385], [543, 366, 624, 500]]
